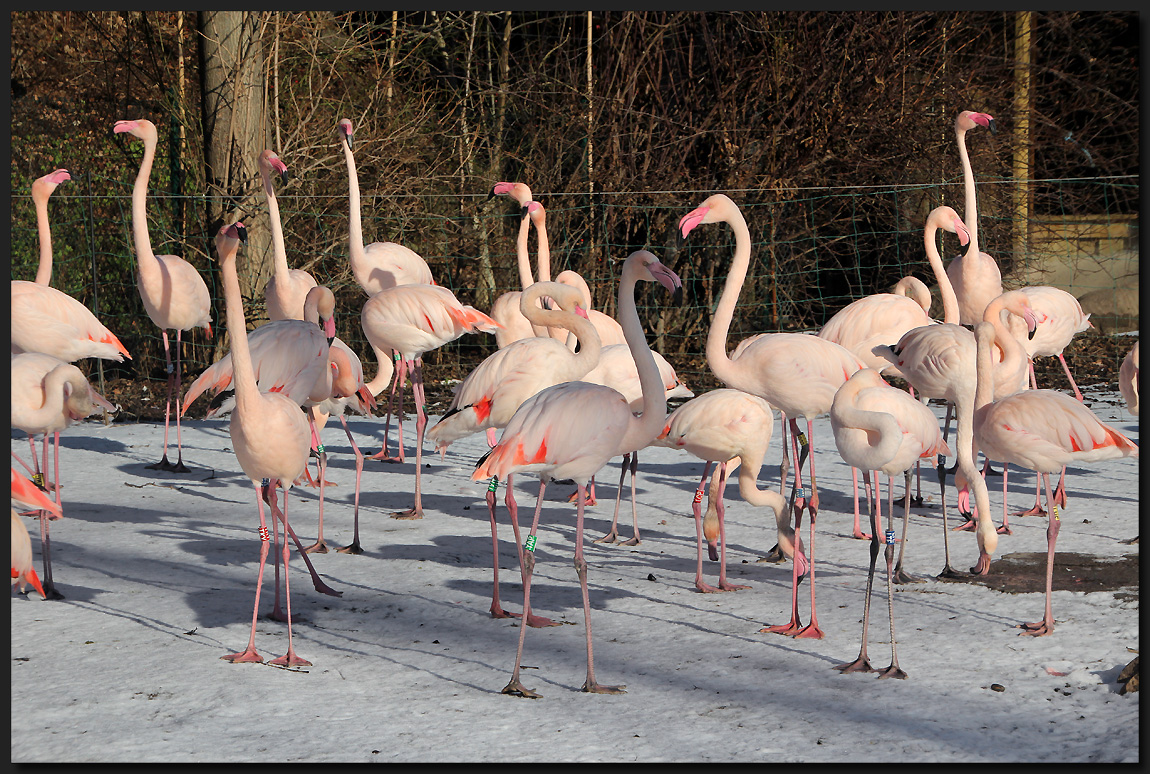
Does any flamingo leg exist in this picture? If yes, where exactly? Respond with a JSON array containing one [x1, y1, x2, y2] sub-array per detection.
[[38, 433, 65, 600], [267, 482, 287, 622], [303, 413, 330, 553], [593, 453, 631, 544], [762, 421, 808, 635], [268, 483, 312, 667], [936, 456, 965, 579], [502, 480, 548, 698], [850, 466, 871, 540], [575, 483, 625, 695], [714, 461, 750, 592], [794, 419, 824, 639], [836, 469, 878, 674], [391, 358, 426, 519], [892, 467, 926, 584], [262, 481, 343, 599], [503, 473, 558, 628], [877, 474, 908, 679], [1018, 472, 1061, 636], [335, 415, 367, 555], [370, 353, 406, 463], [168, 329, 191, 472], [1057, 353, 1085, 402], [997, 465, 1014, 535], [222, 481, 275, 663], [485, 476, 515, 620], [692, 462, 721, 593], [1015, 469, 1048, 518], [146, 330, 179, 471]]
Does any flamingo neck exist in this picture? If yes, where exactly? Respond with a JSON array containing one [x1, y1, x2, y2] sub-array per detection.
[[954, 367, 997, 562], [924, 220, 961, 324], [705, 206, 752, 391], [219, 246, 259, 416], [342, 136, 368, 281], [365, 342, 394, 396], [522, 284, 602, 376], [129, 131, 160, 274], [832, 380, 905, 469], [514, 215, 534, 290], [616, 264, 667, 454], [956, 125, 980, 258], [983, 296, 1028, 394], [535, 213, 551, 283], [33, 191, 53, 285], [261, 162, 290, 279]]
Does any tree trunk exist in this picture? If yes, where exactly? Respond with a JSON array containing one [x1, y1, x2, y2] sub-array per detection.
[[199, 10, 271, 359]]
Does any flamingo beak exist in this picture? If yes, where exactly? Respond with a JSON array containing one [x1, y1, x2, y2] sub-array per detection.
[[358, 385, 378, 413], [678, 206, 709, 240], [324, 315, 337, 340], [650, 261, 684, 304], [955, 219, 971, 246], [235, 224, 248, 243], [112, 120, 134, 135], [575, 304, 590, 320], [1024, 308, 1039, 340], [987, 117, 998, 136]]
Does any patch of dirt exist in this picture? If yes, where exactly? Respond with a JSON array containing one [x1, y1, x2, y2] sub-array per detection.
[[939, 551, 1139, 602]]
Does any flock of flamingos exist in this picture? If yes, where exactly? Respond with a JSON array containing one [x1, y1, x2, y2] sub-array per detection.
[[10, 110, 1140, 697]]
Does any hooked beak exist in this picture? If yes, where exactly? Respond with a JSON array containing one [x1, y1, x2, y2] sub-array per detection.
[[235, 224, 248, 243], [987, 117, 998, 136], [955, 219, 971, 247], [323, 315, 337, 340], [678, 206, 709, 241], [650, 261, 684, 304], [520, 205, 530, 220], [1023, 307, 1039, 340]]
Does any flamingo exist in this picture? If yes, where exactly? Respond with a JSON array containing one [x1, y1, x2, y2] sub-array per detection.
[[966, 319, 1137, 635], [336, 117, 434, 463], [830, 368, 951, 678], [876, 290, 1039, 575], [11, 466, 64, 599], [945, 110, 1003, 326], [259, 149, 318, 322], [818, 205, 968, 538], [360, 280, 501, 519], [29, 168, 72, 285], [11, 352, 114, 600], [488, 182, 549, 348], [472, 249, 682, 698], [555, 270, 628, 349], [428, 280, 599, 627], [1010, 285, 1093, 518], [1119, 341, 1138, 416], [579, 345, 694, 540], [212, 221, 315, 667], [12, 167, 131, 365], [652, 388, 801, 594], [114, 118, 213, 473], [679, 193, 866, 640]]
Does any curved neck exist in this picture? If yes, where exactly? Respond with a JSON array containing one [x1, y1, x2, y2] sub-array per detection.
[[130, 133, 160, 273], [973, 324, 996, 414], [523, 285, 602, 373], [893, 276, 931, 313], [261, 162, 290, 278], [28, 367, 76, 428], [705, 205, 752, 390], [833, 382, 905, 468], [515, 216, 534, 290], [956, 125, 980, 257], [33, 191, 53, 285], [218, 244, 259, 415], [983, 296, 1028, 394], [924, 219, 961, 324], [617, 265, 667, 452], [342, 134, 367, 270], [365, 342, 394, 396], [954, 372, 996, 561]]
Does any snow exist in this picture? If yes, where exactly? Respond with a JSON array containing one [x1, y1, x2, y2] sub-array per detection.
[[11, 386, 1139, 762]]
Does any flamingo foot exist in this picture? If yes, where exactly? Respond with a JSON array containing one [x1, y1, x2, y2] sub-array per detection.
[[1013, 504, 1047, 518], [167, 458, 191, 473], [762, 618, 804, 636], [391, 508, 422, 520], [502, 679, 541, 699], [566, 489, 596, 506], [145, 455, 175, 472], [268, 651, 312, 668], [851, 529, 873, 541], [525, 613, 561, 628], [717, 581, 751, 591], [1018, 619, 1055, 636], [303, 539, 329, 554], [756, 544, 786, 564], [39, 583, 66, 601], [335, 541, 363, 555], [793, 622, 825, 640], [309, 576, 343, 598], [369, 449, 403, 463], [951, 518, 977, 532], [696, 581, 723, 593], [834, 657, 875, 674], [895, 494, 924, 509], [221, 648, 263, 663], [996, 524, 1013, 536], [877, 664, 908, 680], [892, 569, 927, 585], [936, 564, 968, 580], [592, 531, 620, 544], [582, 680, 626, 695], [614, 536, 641, 547]]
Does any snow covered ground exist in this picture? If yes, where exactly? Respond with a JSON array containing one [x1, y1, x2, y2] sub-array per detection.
[[10, 386, 1139, 762]]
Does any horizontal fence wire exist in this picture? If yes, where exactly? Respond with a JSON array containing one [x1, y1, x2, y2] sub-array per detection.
[[10, 175, 1139, 398]]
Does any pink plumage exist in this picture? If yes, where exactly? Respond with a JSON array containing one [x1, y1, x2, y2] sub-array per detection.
[[259, 149, 319, 322], [11, 281, 131, 362]]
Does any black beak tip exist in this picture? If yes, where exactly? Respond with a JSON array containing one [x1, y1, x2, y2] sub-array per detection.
[[280, 171, 289, 186], [520, 205, 530, 220], [672, 286, 684, 306], [988, 118, 998, 136], [236, 225, 248, 243]]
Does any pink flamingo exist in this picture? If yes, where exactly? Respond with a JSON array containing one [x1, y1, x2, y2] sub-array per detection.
[[30, 168, 72, 285], [213, 222, 315, 667], [555, 270, 628, 349], [114, 118, 213, 473], [653, 388, 801, 594], [579, 344, 694, 538], [830, 368, 951, 678], [488, 182, 549, 347], [967, 320, 1137, 635], [336, 117, 435, 462], [1119, 341, 1139, 416], [11, 467, 64, 599], [819, 205, 968, 538], [472, 249, 682, 698], [876, 290, 1039, 575], [428, 280, 599, 627], [946, 110, 1003, 326], [679, 193, 866, 640], [361, 281, 500, 519], [11, 352, 114, 599], [259, 149, 318, 322]]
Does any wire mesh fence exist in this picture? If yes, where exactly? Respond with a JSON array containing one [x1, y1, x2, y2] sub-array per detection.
[[11, 173, 1138, 398]]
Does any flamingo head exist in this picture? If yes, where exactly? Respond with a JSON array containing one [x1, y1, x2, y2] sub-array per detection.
[[113, 118, 157, 142], [215, 222, 247, 262], [491, 181, 532, 206], [679, 193, 738, 240], [31, 169, 71, 202], [957, 110, 997, 136], [526, 200, 546, 225], [632, 250, 683, 304], [260, 150, 289, 186], [337, 118, 354, 148]]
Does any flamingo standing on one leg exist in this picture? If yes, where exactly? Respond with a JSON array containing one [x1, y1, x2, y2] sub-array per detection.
[[361, 281, 501, 519], [653, 388, 801, 593], [830, 368, 951, 678], [11, 353, 114, 599], [336, 117, 435, 463], [114, 118, 213, 473], [818, 206, 967, 538], [12, 466, 64, 599], [946, 110, 1003, 326], [472, 249, 682, 698], [259, 149, 318, 322], [213, 222, 313, 667], [679, 193, 866, 640], [968, 320, 1138, 635], [428, 281, 600, 627]]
